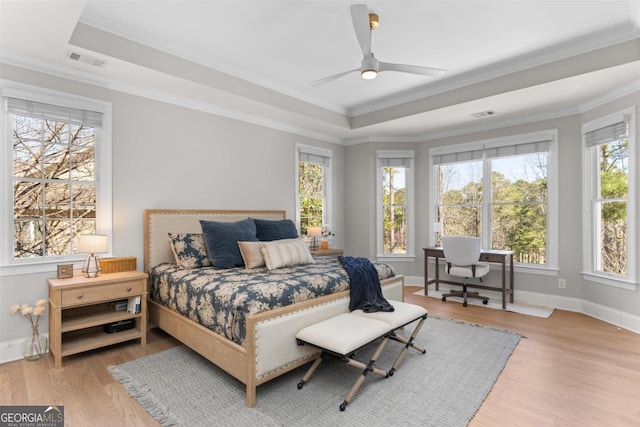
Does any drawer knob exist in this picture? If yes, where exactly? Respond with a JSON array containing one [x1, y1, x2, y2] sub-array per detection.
[[77, 293, 83, 299], [127, 287, 132, 292]]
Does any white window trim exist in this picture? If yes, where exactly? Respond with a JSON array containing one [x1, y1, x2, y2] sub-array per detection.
[[581, 107, 637, 290], [376, 150, 415, 260], [0, 81, 113, 277], [294, 143, 332, 233], [428, 130, 558, 272]]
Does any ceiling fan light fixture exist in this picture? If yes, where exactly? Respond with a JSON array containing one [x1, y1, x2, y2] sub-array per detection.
[[369, 13, 379, 29], [361, 69, 378, 79]]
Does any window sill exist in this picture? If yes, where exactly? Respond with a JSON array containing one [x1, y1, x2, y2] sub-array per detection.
[[376, 255, 416, 263], [581, 272, 638, 291], [0, 256, 89, 277], [513, 264, 558, 276]]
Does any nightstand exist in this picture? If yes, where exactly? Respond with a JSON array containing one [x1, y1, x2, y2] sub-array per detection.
[[48, 270, 148, 368], [310, 248, 344, 258]]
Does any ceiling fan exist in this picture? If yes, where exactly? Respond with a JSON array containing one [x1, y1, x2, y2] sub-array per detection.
[[310, 4, 446, 86]]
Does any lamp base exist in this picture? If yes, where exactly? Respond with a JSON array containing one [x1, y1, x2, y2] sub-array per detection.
[[82, 254, 102, 278], [309, 237, 319, 251]]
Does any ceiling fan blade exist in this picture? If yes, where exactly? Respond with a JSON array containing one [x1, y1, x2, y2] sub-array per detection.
[[308, 68, 360, 87], [350, 4, 371, 57], [378, 61, 446, 77]]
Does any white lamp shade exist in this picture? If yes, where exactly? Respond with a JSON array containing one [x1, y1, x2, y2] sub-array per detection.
[[78, 234, 108, 254], [307, 226, 322, 237]]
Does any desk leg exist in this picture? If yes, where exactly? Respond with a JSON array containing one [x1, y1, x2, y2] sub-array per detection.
[[435, 256, 440, 292], [501, 260, 506, 309], [509, 254, 514, 304], [424, 254, 429, 296]]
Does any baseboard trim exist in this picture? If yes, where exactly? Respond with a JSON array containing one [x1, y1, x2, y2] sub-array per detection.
[[406, 277, 640, 334], [0, 333, 49, 365]]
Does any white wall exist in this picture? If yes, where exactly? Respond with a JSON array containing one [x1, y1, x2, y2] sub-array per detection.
[[0, 64, 345, 361], [344, 92, 640, 332], [2, 63, 640, 364]]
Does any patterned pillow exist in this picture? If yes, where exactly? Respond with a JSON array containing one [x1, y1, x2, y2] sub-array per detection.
[[168, 233, 212, 269], [260, 239, 315, 270], [238, 238, 300, 269]]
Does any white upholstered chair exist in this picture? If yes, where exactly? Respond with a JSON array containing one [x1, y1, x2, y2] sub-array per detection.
[[441, 235, 490, 307]]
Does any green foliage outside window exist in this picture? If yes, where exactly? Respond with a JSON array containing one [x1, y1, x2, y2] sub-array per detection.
[[298, 161, 324, 235], [597, 139, 628, 275], [382, 167, 407, 254], [438, 154, 548, 264]]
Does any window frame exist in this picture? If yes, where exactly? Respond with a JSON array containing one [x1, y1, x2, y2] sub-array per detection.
[[295, 144, 332, 235], [0, 81, 112, 276], [581, 107, 637, 290], [376, 150, 415, 260], [429, 130, 558, 275]]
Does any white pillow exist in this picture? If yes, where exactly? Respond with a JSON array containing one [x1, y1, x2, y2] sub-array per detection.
[[238, 241, 265, 269], [259, 239, 315, 270], [238, 238, 301, 269]]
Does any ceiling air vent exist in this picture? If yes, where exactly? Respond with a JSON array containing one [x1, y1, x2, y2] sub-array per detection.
[[471, 110, 497, 118], [66, 51, 106, 68]]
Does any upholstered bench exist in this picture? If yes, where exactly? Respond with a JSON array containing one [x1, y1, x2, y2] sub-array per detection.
[[296, 313, 392, 411], [352, 300, 427, 375], [295, 301, 428, 411]]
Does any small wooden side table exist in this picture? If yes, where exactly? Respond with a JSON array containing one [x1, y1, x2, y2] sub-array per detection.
[[48, 270, 148, 368], [310, 248, 344, 258]]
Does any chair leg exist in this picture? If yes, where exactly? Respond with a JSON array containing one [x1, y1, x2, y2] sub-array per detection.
[[442, 279, 489, 307], [462, 281, 468, 307]]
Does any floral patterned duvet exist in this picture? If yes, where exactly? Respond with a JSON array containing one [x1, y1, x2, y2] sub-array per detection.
[[149, 257, 395, 346]]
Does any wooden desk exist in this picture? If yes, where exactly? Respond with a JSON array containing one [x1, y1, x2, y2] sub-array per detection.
[[423, 247, 514, 309]]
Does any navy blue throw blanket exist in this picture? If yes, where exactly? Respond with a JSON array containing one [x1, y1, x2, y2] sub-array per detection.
[[339, 256, 394, 313]]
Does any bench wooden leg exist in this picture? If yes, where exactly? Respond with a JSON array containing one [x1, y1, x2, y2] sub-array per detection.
[[388, 315, 427, 376], [297, 356, 323, 389], [340, 337, 389, 411]]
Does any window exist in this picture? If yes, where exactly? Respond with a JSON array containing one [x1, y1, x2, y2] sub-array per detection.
[[1, 83, 112, 274], [430, 131, 557, 270], [582, 108, 636, 288], [296, 145, 331, 235], [376, 150, 414, 258]]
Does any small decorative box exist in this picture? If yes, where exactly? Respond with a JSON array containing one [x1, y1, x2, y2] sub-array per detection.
[[57, 263, 74, 279]]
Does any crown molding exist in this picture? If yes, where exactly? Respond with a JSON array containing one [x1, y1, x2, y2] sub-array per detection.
[[3, 47, 640, 149], [78, 11, 349, 116], [578, 78, 640, 113], [417, 106, 579, 143], [348, 22, 640, 117], [0, 50, 342, 145]]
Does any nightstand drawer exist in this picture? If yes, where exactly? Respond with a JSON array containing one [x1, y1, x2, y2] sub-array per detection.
[[61, 279, 143, 306]]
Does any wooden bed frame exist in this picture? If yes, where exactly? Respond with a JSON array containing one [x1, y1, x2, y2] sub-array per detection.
[[143, 209, 405, 407]]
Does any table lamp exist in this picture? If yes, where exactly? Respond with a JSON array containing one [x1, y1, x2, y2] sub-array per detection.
[[78, 234, 108, 278], [307, 226, 321, 251]]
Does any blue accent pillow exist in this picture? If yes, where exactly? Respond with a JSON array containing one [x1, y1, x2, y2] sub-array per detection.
[[253, 218, 299, 241], [200, 219, 258, 269]]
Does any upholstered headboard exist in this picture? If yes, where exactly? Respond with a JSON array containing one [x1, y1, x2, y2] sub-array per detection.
[[143, 209, 286, 272]]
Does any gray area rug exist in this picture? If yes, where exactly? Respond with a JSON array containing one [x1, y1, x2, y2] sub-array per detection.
[[109, 317, 521, 427]]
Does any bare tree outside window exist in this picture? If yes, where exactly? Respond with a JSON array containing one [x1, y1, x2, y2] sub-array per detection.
[[12, 114, 97, 259], [436, 152, 549, 265]]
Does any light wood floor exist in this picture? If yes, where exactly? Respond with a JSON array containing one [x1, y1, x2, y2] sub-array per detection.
[[2, 286, 639, 426]]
